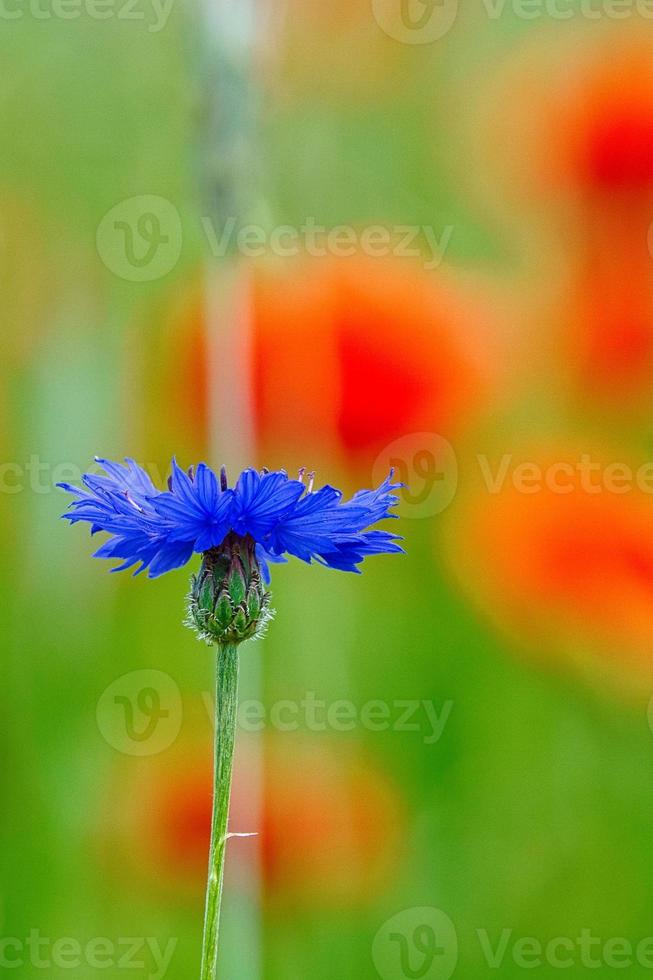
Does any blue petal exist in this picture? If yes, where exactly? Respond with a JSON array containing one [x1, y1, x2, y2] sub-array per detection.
[[148, 539, 195, 578], [58, 460, 403, 580], [232, 469, 304, 539], [194, 462, 220, 513]]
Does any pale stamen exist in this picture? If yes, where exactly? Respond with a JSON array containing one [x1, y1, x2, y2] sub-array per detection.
[[123, 490, 145, 514]]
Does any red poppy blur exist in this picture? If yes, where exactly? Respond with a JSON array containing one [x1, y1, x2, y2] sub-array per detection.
[[251, 257, 499, 472], [448, 444, 653, 680], [162, 257, 501, 475], [557, 44, 653, 407], [101, 738, 261, 899], [562, 47, 653, 197], [478, 33, 653, 205], [103, 736, 402, 905], [103, 744, 213, 891], [147, 766, 213, 875], [260, 740, 403, 905], [563, 255, 653, 405], [479, 35, 653, 407]]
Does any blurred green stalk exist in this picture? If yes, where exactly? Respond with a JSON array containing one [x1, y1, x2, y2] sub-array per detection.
[[200, 643, 240, 980]]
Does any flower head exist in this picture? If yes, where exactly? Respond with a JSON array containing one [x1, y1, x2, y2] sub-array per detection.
[[59, 457, 404, 582], [60, 458, 404, 644]]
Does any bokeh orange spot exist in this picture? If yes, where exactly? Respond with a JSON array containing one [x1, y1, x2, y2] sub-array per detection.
[[564, 267, 653, 402], [261, 741, 403, 904], [449, 445, 653, 675], [252, 257, 497, 471], [581, 102, 653, 192], [107, 737, 402, 906]]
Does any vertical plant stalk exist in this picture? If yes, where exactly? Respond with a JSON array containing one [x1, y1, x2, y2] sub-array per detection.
[[200, 642, 240, 980]]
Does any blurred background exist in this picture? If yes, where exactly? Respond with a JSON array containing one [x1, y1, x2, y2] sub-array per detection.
[[5, 1, 653, 977]]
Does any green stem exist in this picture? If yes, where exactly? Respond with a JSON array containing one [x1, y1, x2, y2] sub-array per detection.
[[200, 642, 239, 980]]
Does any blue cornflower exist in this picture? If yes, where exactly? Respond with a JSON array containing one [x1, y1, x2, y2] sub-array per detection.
[[58, 457, 404, 645], [58, 456, 406, 973], [58, 457, 403, 580]]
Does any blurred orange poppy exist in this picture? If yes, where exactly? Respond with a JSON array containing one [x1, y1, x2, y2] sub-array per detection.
[[448, 443, 653, 682], [100, 739, 262, 905], [164, 257, 502, 475], [101, 742, 212, 894], [251, 257, 501, 473], [103, 734, 402, 905], [477, 31, 653, 206], [562, 253, 653, 406], [477, 34, 653, 407], [261, 739, 403, 905], [560, 45, 653, 198]]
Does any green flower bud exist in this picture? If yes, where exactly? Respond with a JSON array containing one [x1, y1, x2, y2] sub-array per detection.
[[228, 557, 247, 606], [186, 533, 273, 646], [246, 584, 261, 622], [214, 593, 234, 630]]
